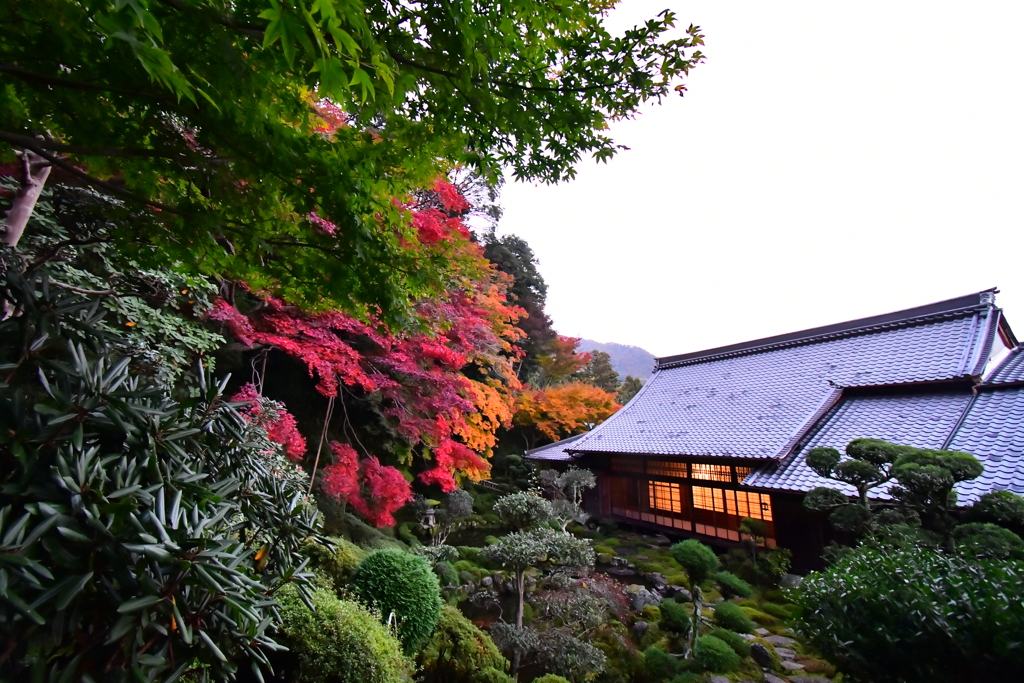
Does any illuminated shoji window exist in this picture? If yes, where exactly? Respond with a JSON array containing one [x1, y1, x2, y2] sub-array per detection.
[[611, 458, 643, 473], [647, 460, 688, 478], [648, 481, 683, 513], [692, 487, 773, 522], [735, 467, 754, 483], [691, 463, 733, 482]]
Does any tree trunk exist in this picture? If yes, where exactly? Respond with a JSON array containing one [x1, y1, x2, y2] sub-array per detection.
[[511, 569, 526, 679], [3, 151, 51, 248], [687, 585, 702, 657]]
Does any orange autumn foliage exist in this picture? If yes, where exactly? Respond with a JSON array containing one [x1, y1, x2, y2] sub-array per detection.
[[514, 382, 620, 442]]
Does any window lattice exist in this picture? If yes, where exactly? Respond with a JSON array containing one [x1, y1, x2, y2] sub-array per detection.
[[735, 467, 754, 483], [692, 486, 773, 522], [647, 460, 688, 478], [648, 481, 683, 513], [691, 463, 733, 482]]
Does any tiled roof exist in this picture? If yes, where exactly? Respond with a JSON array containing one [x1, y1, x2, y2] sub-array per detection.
[[986, 347, 1024, 384], [946, 384, 1024, 502], [570, 295, 999, 459], [744, 390, 974, 494], [525, 434, 587, 462]]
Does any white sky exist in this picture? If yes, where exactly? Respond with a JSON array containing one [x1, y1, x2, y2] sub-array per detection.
[[498, 0, 1024, 358]]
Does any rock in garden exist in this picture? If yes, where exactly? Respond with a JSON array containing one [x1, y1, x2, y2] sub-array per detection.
[[652, 534, 671, 545], [708, 676, 730, 683], [738, 633, 756, 640], [668, 586, 692, 601], [780, 660, 805, 671], [481, 576, 493, 588], [780, 573, 803, 588], [755, 628, 770, 636], [766, 635, 796, 647], [788, 677, 832, 683], [624, 584, 662, 611], [775, 647, 797, 660], [633, 620, 649, 637], [750, 642, 774, 669], [763, 674, 788, 683], [650, 573, 667, 590]]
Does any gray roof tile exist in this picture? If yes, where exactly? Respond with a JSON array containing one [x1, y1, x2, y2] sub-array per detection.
[[946, 386, 1024, 503], [986, 347, 1024, 384], [525, 433, 587, 462], [745, 391, 973, 494], [571, 311, 986, 458]]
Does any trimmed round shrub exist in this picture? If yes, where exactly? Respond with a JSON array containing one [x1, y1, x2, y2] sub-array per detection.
[[693, 634, 740, 672], [473, 667, 516, 683], [418, 604, 507, 683], [714, 570, 753, 598], [713, 601, 755, 633], [967, 490, 1024, 536], [953, 522, 1024, 560], [533, 676, 572, 683], [658, 599, 691, 636], [643, 646, 680, 679], [353, 549, 443, 654], [669, 540, 720, 585], [276, 584, 409, 683], [798, 545, 1024, 682], [706, 628, 750, 658]]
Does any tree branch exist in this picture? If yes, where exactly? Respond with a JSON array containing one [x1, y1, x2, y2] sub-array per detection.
[[2, 150, 51, 248], [0, 130, 188, 160], [49, 280, 116, 296], [0, 64, 171, 102], [155, 0, 266, 38]]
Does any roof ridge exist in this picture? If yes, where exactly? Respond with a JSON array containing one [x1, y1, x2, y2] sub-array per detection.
[[657, 300, 992, 370], [525, 432, 585, 456], [982, 346, 1024, 386]]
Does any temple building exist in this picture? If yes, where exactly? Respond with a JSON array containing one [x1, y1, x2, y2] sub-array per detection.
[[526, 290, 1024, 569]]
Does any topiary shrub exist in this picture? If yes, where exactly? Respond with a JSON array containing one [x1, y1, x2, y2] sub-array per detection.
[[353, 548, 443, 654], [533, 675, 572, 683], [953, 522, 1024, 560], [693, 634, 740, 672], [643, 645, 681, 679], [714, 570, 753, 598], [705, 628, 749, 658], [276, 583, 410, 683], [713, 601, 754, 633], [669, 540, 720, 586], [418, 604, 507, 683], [658, 599, 691, 636]]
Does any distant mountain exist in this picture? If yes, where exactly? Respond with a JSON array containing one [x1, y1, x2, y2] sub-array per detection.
[[579, 339, 657, 380]]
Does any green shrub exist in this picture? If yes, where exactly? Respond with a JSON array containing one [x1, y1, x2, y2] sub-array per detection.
[[533, 676, 571, 683], [454, 559, 482, 579], [434, 560, 459, 587], [706, 629, 749, 658], [304, 537, 367, 590], [693, 634, 740, 672], [593, 544, 616, 555], [713, 601, 754, 633], [397, 521, 421, 546], [353, 549, 443, 654], [472, 667, 516, 683], [798, 544, 1024, 682], [658, 599, 691, 636], [669, 540, 720, 585], [641, 604, 662, 622], [954, 522, 1024, 560], [485, 535, 501, 546], [643, 645, 681, 679], [760, 602, 793, 620], [740, 606, 777, 625], [714, 570, 753, 598], [276, 583, 410, 683], [418, 604, 507, 683]]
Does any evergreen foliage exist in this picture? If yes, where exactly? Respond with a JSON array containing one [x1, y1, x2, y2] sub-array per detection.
[[705, 628, 750, 658], [712, 602, 754, 634], [692, 635, 740, 672], [493, 491, 554, 530], [276, 583, 410, 683], [417, 604, 508, 683], [714, 571, 753, 598], [353, 549, 443, 655], [670, 540, 719, 585], [658, 599, 691, 636]]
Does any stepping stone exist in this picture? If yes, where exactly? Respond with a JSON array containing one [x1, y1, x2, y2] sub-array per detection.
[[763, 675, 788, 683], [775, 647, 798, 660], [781, 660, 806, 671], [766, 635, 797, 647], [755, 628, 771, 636]]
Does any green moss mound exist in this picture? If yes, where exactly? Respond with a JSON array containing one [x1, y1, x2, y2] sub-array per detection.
[[276, 583, 410, 683], [759, 602, 793, 620], [713, 601, 755, 633], [706, 628, 750, 658], [643, 645, 680, 679], [693, 634, 740, 672], [418, 604, 507, 683], [303, 537, 367, 591], [353, 548, 443, 655], [714, 570, 753, 598]]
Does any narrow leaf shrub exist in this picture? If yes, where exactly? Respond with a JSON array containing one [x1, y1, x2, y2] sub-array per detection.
[[276, 583, 410, 683], [693, 634, 740, 672], [713, 601, 754, 633], [797, 545, 1024, 682], [714, 570, 753, 598], [353, 548, 443, 654]]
